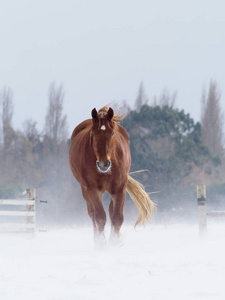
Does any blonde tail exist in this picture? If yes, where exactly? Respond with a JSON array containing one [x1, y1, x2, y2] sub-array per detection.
[[127, 175, 155, 227]]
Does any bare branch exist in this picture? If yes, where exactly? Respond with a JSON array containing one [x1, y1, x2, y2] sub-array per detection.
[[44, 83, 68, 144]]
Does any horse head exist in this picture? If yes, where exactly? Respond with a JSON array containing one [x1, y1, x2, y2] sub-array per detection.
[[91, 107, 115, 173]]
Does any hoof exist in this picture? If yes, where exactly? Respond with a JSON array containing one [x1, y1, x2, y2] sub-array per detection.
[[94, 232, 107, 249], [109, 231, 123, 247]]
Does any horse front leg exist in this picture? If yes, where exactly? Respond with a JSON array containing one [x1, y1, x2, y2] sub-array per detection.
[[109, 188, 126, 244], [82, 187, 106, 245]]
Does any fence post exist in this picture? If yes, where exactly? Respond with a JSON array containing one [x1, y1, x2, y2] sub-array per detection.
[[26, 189, 36, 232], [197, 184, 207, 236]]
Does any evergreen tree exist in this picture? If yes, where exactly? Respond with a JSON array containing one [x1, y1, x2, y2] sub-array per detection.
[[122, 104, 219, 210]]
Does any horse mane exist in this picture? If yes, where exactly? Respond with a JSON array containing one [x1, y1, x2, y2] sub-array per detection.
[[98, 105, 124, 123]]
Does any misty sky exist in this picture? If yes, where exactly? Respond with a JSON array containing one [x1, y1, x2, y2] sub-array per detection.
[[1, 0, 225, 135]]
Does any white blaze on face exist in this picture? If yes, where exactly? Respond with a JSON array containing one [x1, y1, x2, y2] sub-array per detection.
[[100, 125, 106, 131]]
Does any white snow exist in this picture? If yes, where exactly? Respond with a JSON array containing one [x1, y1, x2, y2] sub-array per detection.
[[0, 222, 225, 300]]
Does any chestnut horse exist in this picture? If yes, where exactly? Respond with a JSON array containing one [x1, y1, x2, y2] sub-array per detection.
[[69, 106, 154, 244]]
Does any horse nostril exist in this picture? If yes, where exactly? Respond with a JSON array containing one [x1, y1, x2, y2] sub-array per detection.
[[104, 160, 111, 168]]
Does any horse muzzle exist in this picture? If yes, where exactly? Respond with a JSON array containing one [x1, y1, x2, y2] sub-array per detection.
[[96, 160, 111, 173]]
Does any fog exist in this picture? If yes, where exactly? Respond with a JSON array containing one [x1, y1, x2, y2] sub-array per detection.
[[1, 2, 225, 298], [1, 1, 225, 134], [1, 221, 225, 299]]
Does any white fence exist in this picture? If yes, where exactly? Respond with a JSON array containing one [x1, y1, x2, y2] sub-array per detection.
[[0, 189, 36, 233], [197, 184, 225, 235]]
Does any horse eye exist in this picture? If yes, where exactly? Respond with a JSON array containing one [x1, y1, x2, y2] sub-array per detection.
[[92, 133, 94, 138], [112, 132, 114, 136]]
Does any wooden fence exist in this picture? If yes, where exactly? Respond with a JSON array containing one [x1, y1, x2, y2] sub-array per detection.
[[197, 184, 225, 235], [0, 189, 36, 233]]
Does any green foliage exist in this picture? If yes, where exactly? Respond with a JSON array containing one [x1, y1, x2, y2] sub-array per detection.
[[123, 105, 217, 195]]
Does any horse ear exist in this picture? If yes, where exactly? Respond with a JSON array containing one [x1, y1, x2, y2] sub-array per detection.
[[91, 108, 98, 121], [107, 107, 114, 122]]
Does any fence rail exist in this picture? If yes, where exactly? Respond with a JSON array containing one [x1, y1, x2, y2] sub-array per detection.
[[0, 199, 35, 205], [207, 211, 225, 217], [0, 189, 36, 233]]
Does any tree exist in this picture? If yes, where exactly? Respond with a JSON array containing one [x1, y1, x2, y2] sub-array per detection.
[[135, 82, 148, 112], [44, 83, 68, 146], [0, 84, 82, 225], [0, 88, 16, 182], [40, 83, 72, 223], [23, 119, 42, 154], [0, 89, 36, 186], [122, 104, 219, 211], [0, 87, 14, 150], [153, 88, 177, 108], [42, 83, 68, 183], [201, 81, 224, 158]]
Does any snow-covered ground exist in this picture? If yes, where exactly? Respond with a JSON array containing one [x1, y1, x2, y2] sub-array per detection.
[[0, 222, 225, 300]]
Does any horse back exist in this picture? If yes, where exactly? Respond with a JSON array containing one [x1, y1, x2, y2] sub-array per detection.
[[70, 119, 92, 142]]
